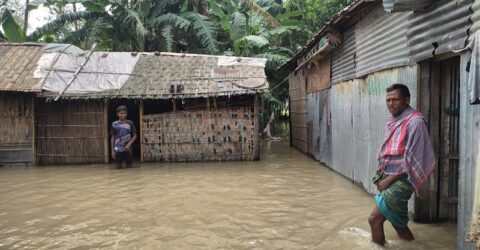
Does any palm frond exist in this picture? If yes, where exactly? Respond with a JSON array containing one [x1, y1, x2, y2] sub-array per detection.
[[183, 12, 219, 54], [1, 9, 25, 42], [150, 13, 191, 31], [28, 11, 103, 41], [254, 52, 288, 70], [162, 25, 174, 52], [124, 9, 149, 37], [241, 0, 281, 27]]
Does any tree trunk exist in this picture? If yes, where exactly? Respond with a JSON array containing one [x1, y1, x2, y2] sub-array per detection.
[[23, 0, 29, 35]]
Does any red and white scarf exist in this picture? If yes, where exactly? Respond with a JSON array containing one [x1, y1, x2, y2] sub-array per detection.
[[377, 107, 436, 195]]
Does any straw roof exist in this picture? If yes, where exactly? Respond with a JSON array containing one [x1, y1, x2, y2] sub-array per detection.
[[0, 43, 44, 92], [39, 51, 268, 99]]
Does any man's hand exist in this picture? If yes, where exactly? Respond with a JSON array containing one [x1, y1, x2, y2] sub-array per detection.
[[112, 152, 116, 159], [377, 179, 391, 192], [124, 144, 131, 151]]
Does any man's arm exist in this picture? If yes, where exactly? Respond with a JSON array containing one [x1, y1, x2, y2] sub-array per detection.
[[378, 173, 407, 191]]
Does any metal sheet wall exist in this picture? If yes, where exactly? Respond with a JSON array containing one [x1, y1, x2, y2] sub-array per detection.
[[355, 5, 411, 77], [383, 0, 435, 12], [458, 52, 478, 250], [407, 0, 473, 62], [307, 90, 332, 166], [472, 0, 480, 36], [331, 27, 357, 84], [330, 65, 417, 193], [289, 69, 308, 153]]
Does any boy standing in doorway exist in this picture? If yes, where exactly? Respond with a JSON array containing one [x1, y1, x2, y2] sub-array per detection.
[[111, 105, 137, 168]]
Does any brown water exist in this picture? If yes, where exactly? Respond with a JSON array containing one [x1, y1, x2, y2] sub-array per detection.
[[0, 140, 455, 249]]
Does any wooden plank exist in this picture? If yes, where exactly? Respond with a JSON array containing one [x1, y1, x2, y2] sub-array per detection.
[[140, 100, 144, 163], [206, 97, 210, 110], [253, 94, 260, 160], [103, 99, 109, 163], [32, 95, 37, 165]]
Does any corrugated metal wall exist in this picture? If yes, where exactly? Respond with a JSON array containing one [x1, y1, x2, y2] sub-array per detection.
[[407, 0, 473, 62], [355, 5, 411, 77], [458, 52, 478, 250], [330, 65, 417, 193], [306, 90, 332, 166], [383, 0, 435, 12], [472, 0, 480, 36], [331, 28, 356, 84], [289, 69, 308, 153]]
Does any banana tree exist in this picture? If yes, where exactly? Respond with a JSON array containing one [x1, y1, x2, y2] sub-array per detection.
[[28, 0, 221, 53], [0, 6, 25, 42]]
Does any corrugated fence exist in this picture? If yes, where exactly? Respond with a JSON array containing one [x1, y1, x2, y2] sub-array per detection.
[[330, 65, 417, 193]]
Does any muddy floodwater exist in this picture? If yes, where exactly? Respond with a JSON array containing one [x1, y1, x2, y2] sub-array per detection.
[[0, 140, 455, 249]]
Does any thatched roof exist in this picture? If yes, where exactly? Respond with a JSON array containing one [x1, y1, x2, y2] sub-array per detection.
[[0, 43, 44, 92], [0, 43, 268, 99]]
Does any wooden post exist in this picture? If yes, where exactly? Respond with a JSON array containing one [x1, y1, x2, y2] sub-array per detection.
[[206, 97, 211, 110], [172, 99, 176, 112], [213, 97, 217, 110], [139, 100, 144, 163], [253, 94, 260, 160], [103, 99, 109, 163], [31, 95, 37, 165]]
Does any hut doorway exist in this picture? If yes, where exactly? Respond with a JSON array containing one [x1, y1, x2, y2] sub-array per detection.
[[423, 56, 461, 222], [108, 100, 141, 161], [435, 56, 461, 221]]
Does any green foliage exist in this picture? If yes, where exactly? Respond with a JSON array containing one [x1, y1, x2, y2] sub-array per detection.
[[0, 9, 25, 42]]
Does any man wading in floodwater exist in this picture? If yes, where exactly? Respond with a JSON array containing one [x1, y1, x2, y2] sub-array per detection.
[[368, 84, 436, 246]]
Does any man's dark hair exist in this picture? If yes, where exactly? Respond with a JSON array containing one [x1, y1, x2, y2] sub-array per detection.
[[116, 105, 128, 113], [386, 84, 411, 99]]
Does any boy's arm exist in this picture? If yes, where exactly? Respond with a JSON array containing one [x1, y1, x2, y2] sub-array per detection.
[[111, 135, 116, 159], [124, 133, 137, 151], [124, 121, 137, 151]]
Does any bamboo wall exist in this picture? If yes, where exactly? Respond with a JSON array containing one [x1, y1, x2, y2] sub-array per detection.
[[0, 92, 34, 163], [142, 105, 258, 162], [35, 100, 107, 165]]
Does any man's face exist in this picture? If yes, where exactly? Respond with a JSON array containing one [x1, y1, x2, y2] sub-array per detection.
[[117, 110, 128, 120], [386, 89, 409, 117]]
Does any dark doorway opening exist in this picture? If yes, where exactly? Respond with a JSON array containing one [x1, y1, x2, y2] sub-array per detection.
[[430, 56, 461, 222], [108, 99, 141, 161]]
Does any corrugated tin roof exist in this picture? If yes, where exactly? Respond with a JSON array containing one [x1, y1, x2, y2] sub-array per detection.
[[407, 0, 473, 62], [40, 52, 268, 99], [355, 5, 411, 77], [382, 0, 435, 12], [471, 0, 480, 36], [0, 43, 44, 92], [331, 28, 357, 83], [279, 0, 376, 70]]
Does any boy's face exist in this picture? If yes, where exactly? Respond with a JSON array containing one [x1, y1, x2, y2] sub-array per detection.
[[117, 110, 128, 120]]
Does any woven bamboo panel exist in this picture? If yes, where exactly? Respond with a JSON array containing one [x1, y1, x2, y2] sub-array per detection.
[[142, 107, 256, 162], [0, 92, 34, 163], [35, 100, 106, 165]]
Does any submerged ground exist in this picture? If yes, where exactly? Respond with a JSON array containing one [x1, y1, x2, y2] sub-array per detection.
[[0, 140, 455, 249]]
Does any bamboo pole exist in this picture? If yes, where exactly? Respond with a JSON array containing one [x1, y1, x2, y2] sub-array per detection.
[[31, 95, 36, 165], [253, 94, 260, 160], [140, 100, 144, 163], [103, 99, 109, 163]]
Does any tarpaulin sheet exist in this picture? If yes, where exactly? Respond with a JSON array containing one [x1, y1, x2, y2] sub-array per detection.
[[34, 52, 139, 94]]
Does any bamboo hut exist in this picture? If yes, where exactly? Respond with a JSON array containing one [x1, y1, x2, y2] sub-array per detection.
[[32, 49, 268, 164], [0, 44, 43, 165]]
